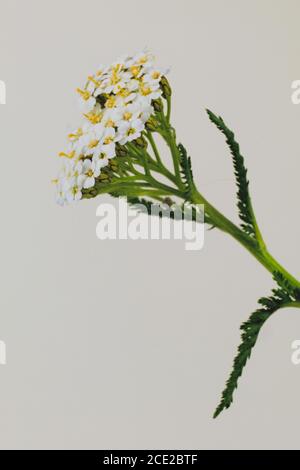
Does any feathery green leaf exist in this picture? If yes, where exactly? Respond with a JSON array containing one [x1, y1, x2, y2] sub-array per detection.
[[178, 143, 195, 200], [214, 284, 297, 418], [273, 271, 300, 300], [127, 196, 206, 224], [206, 110, 258, 239]]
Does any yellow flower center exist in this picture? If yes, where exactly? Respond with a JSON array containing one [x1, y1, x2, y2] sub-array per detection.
[[105, 119, 115, 127], [105, 96, 116, 108], [111, 73, 120, 85], [130, 66, 140, 77], [152, 71, 160, 80], [111, 65, 122, 85], [84, 112, 103, 124], [59, 150, 75, 159], [88, 139, 99, 149], [68, 128, 83, 141], [104, 136, 113, 145], [138, 56, 147, 64], [127, 128, 136, 136], [140, 85, 151, 96], [118, 88, 130, 98], [88, 76, 101, 87], [76, 88, 91, 101], [86, 169, 94, 177], [123, 112, 132, 121], [113, 64, 122, 73]]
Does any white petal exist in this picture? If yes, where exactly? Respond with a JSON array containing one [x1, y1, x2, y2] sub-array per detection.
[[77, 174, 86, 187], [83, 176, 95, 189], [74, 190, 82, 200], [82, 159, 92, 172], [98, 157, 109, 168]]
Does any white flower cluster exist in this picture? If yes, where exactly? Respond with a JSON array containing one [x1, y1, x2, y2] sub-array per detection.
[[54, 50, 167, 205]]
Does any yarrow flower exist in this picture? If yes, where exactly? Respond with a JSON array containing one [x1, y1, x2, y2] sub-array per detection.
[[54, 49, 300, 420], [54, 50, 168, 205]]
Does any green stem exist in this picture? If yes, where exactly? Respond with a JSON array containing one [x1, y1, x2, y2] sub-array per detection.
[[146, 131, 163, 165], [127, 141, 180, 188], [102, 98, 300, 295], [143, 112, 300, 291], [158, 111, 183, 186], [284, 301, 300, 309], [248, 198, 266, 250], [166, 96, 171, 123], [191, 187, 300, 290]]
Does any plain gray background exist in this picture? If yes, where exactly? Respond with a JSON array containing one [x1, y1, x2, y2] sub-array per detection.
[[1, 0, 300, 449]]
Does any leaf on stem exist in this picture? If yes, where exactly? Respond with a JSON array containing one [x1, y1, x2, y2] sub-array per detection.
[[178, 143, 195, 200], [206, 110, 257, 239], [127, 197, 207, 225], [214, 279, 300, 418], [273, 271, 300, 300]]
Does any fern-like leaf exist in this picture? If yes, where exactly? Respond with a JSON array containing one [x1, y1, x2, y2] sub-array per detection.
[[178, 143, 194, 200], [127, 197, 159, 216], [214, 283, 298, 418], [273, 271, 300, 300], [127, 196, 206, 224], [206, 109, 257, 238]]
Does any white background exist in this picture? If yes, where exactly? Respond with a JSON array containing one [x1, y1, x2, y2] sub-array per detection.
[[0, 0, 300, 449]]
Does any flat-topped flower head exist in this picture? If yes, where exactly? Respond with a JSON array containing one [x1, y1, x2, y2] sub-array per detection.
[[54, 50, 169, 205]]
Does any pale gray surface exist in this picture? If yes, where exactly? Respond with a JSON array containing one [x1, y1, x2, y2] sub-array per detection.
[[1, 0, 300, 449]]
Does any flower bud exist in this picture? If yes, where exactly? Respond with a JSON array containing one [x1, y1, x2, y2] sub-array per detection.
[[99, 172, 110, 182], [109, 159, 118, 172], [145, 116, 160, 132], [163, 197, 174, 207], [96, 93, 108, 107], [134, 136, 148, 149], [115, 144, 128, 157], [152, 99, 163, 112], [160, 76, 172, 98]]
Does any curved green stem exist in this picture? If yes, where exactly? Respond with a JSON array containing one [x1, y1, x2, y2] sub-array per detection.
[[190, 187, 300, 291], [100, 97, 300, 297], [284, 301, 300, 309], [153, 101, 300, 291]]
